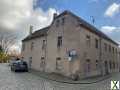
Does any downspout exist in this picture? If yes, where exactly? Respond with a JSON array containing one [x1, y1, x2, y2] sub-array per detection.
[[99, 35, 103, 76], [44, 34, 47, 72]]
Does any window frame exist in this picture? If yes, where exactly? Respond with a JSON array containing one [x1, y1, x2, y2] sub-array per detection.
[[56, 57, 62, 70], [57, 36, 62, 48], [42, 40, 46, 50], [95, 38, 99, 49], [86, 35, 91, 47], [31, 42, 34, 50]]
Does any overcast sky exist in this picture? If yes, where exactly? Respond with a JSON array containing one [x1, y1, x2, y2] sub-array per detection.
[[0, 0, 120, 52]]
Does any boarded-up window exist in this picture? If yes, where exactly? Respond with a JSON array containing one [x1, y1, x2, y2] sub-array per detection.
[[56, 57, 62, 70]]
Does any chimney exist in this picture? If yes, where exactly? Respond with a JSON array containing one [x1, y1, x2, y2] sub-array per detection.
[[53, 13, 58, 20], [29, 25, 33, 35]]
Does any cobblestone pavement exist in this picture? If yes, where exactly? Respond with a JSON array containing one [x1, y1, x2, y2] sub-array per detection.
[[0, 63, 119, 90]]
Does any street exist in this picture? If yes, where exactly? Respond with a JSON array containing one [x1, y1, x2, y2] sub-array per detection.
[[0, 63, 119, 90]]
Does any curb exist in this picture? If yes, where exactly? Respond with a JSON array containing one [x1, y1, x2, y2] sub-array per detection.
[[29, 70, 111, 84]]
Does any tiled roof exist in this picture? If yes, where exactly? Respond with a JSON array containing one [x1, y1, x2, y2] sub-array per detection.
[[22, 26, 49, 41], [56, 10, 118, 45], [22, 10, 118, 45]]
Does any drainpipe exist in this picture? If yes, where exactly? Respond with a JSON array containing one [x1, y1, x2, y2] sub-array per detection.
[[44, 35, 47, 72], [99, 36, 103, 76]]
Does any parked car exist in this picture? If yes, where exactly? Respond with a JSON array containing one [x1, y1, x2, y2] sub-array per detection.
[[11, 60, 28, 72]]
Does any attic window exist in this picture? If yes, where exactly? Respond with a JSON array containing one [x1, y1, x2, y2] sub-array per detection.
[[42, 40, 46, 50], [62, 17, 65, 25], [31, 42, 34, 50], [56, 19, 60, 27]]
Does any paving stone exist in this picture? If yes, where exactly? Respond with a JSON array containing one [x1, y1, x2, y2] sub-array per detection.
[[0, 63, 119, 90]]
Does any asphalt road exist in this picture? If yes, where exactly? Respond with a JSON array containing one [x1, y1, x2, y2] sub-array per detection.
[[0, 63, 119, 90]]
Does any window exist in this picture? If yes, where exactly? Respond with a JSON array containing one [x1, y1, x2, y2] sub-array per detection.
[[113, 62, 115, 69], [62, 17, 65, 25], [56, 19, 60, 27], [42, 40, 46, 50], [104, 43, 107, 52], [22, 43, 25, 51], [95, 39, 99, 49], [86, 59, 91, 72], [31, 42, 34, 50], [109, 45, 111, 52], [109, 61, 112, 69], [40, 57, 45, 68], [86, 35, 91, 47], [96, 60, 99, 69], [56, 57, 62, 70], [41, 57, 45, 60], [115, 48, 117, 54], [112, 47, 114, 54], [57, 36, 62, 47]]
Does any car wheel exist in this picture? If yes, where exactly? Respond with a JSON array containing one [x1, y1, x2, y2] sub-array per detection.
[[14, 69, 17, 72], [25, 69, 28, 72]]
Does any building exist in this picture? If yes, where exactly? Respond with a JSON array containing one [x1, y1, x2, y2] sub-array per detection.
[[22, 11, 120, 79]]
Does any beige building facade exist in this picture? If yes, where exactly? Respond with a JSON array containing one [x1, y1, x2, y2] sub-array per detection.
[[22, 11, 120, 79]]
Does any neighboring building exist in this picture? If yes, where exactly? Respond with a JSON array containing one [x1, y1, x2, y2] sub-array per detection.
[[22, 11, 120, 79]]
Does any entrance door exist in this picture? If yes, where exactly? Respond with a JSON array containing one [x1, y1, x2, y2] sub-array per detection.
[[104, 61, 109, 75]]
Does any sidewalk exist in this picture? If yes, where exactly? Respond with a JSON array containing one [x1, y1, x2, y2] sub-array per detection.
[[29, 69, 111, 84]]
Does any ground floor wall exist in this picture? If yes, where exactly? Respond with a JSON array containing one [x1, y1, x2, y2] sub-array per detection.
[[22, 53, 119, 79]]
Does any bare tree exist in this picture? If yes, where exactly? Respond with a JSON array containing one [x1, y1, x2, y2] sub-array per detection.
[[0, 33, 17, 54]]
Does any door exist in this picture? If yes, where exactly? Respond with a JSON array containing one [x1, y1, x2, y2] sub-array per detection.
[[105, 61, 109, 75]]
